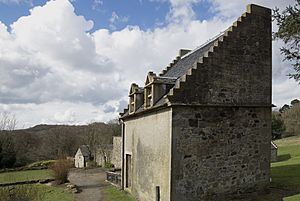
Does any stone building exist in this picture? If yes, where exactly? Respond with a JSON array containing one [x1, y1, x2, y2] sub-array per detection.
[[74, 145, 91, 168], [95, 144, 113, 167], [111, 136, 122, 169], [120, 4, 272, 201]]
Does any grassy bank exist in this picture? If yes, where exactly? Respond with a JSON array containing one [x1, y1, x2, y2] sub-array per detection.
[[259, 136, 300, 201], [102, 186, 135, 201]]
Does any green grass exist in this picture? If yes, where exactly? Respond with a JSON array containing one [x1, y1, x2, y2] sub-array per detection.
[[268, 136, 300, 200], [35, 184, 74, 201], [0, 169, 53, 184], [0, 184, 74, 201], [28, 160, 57, 169], [102, 186, 135, 201], [284, 193, 300, 201], [271, 137, 300, 190]]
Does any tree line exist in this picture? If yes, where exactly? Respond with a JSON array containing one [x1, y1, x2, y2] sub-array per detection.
[[272, 99, 300, 139], [0, 113, 121, 169]]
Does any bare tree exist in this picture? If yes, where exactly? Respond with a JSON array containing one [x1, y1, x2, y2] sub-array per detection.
[[0, 112, 17, 168], [0, 112, 17, 131], [108, 118, 121, 136]]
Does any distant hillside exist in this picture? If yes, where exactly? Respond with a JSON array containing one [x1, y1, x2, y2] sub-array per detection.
[[0, 122, 121, 167]]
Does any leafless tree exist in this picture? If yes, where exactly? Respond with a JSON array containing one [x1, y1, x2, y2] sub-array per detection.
[[0, 112, 17, 131], [0, 112, 17, 168]]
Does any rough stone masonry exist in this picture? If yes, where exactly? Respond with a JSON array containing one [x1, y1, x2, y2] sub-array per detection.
[[120, 4, 272, 201]]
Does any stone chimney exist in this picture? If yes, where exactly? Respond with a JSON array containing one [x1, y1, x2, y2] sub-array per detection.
[[179, 49, 192, 57]]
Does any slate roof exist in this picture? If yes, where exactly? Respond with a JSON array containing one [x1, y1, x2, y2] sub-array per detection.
[[121, 31, 225, 118], [162, 32, 224, 78], [79, 145, 91, 157]]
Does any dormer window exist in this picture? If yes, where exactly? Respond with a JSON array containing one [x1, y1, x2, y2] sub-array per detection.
[[144, 72, 155, 109], [145, 86, 152, 108], [129, 83, 144, 114], [144, 72, 177, 109]]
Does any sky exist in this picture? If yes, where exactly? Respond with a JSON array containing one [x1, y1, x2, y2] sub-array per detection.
[[0, 0, 299, 128]]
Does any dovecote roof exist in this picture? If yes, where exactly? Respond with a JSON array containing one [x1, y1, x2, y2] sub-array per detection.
[[78, 145, 91, 157], [120, 4, 269, 119]]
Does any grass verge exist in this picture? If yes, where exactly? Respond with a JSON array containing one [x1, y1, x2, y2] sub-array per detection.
[[102, 185, 135, 201], [0, 184, 74, 201], [35, 184, 74, 201]]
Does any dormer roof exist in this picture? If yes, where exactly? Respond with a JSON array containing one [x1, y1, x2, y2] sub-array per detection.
[[129, 83, 143, 95], [145, 72, 157, 86]]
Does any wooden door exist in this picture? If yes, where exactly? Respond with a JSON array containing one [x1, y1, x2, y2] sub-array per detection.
[[126, 154, 132, 188]]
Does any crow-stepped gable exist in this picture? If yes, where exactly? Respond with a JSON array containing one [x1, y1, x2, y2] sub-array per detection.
[[120, 4, 272, 201]]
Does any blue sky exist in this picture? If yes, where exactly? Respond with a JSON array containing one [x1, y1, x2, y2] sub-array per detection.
[[0, 0, 299, 128], [0, 0, 214, 31]]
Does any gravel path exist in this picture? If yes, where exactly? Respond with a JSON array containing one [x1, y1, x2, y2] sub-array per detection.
[[68, 168, 109, 201]]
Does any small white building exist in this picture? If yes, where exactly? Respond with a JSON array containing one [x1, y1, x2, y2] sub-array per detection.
[[74, 145, 91, 168]]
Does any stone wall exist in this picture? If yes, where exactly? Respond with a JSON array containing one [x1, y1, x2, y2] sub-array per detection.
[[168, 5, 272, 107], [168, 4, 272, 201], [111, 136, 122, 169], [171, 106, 271, 201], [123, 109, 172, 201], [95, 147, 112, 167]]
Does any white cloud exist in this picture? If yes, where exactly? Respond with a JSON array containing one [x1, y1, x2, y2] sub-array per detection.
[[109, 11, 129, 30], [0, 0, 123, 105], [0, 0, 32, 5], [209, 0, 296, 18], [1, 0, 299, 127], [167, 0, 201, 24], [92, 0, 103, 10], [0, 101, 119, 128]]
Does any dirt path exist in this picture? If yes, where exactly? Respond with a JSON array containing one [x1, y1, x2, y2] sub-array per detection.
[[68, 168, 109, 201]]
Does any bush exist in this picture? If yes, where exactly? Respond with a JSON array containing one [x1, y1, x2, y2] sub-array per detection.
[[51, 160, 72, 184], [104, 162, 114, 169], [0, 185, 43, 201]]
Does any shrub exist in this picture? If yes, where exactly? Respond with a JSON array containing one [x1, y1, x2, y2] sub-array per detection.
[[51, 159, 72, 184], [104, 162, 114, 169], [0, 185, 43, 201]]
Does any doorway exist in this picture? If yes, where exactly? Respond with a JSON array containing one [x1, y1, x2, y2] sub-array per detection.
[[126, 154, 132, 188]]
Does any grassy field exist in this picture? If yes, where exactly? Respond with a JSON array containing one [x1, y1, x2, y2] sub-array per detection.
[[102, 186, 135, 201], [260, 135, 300, 201], [0, 169, 74, 201], [0, 169, 53, 184], [272, 136, 300, 201]]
